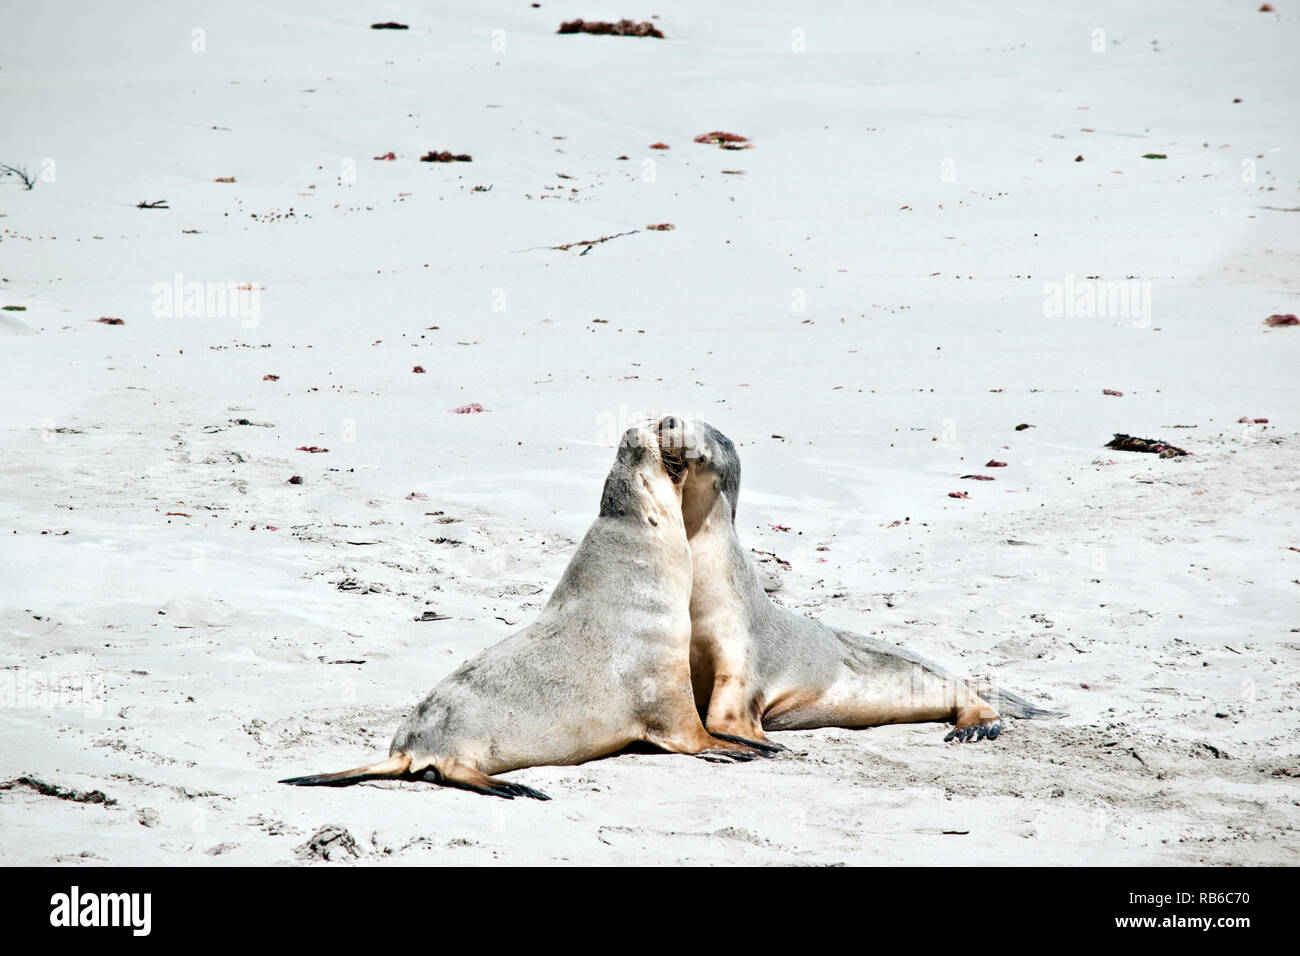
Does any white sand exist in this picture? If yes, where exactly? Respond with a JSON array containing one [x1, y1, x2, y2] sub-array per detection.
[[1, 0, 1296, 865]]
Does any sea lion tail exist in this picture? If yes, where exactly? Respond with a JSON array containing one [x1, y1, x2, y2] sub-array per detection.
[[977, 685, 1066, 720], [279, 752, 412, 787]]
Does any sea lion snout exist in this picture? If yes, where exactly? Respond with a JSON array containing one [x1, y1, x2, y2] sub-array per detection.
[[617, 425, 664, 464], [656, 415, 722, 464], [656, 415, 690, 482], [655, 414, 688, 452], [620, 424, 657, 448], [613, 426, 686, 508]]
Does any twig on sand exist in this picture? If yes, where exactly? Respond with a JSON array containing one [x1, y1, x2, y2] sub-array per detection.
[[563, 230, 639, 253], [137, 199, 169, 209], [751, 548, 791, 569], [0, 164, 36, 190], [523, 230, 641, 254]]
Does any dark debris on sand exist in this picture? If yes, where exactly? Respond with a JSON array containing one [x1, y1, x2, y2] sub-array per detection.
[[1106, 433, 1189, 457], [0, 776, 116, 806], [557, 19, 664, 38], [294, 825, 361, 861]]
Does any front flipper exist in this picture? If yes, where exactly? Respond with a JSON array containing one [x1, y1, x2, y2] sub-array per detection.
[[711, 732, 786, 755], [643, 726, 769, 763], [700, 672, 787, 753]]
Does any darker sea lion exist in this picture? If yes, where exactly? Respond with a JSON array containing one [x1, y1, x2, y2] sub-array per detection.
[[656, 415, 1063, 748], [280, 423, 771, 800]]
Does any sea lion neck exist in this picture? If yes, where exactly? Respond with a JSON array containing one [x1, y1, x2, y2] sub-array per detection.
[[681, 474, 730, 539], [598, 472, 640, 518]]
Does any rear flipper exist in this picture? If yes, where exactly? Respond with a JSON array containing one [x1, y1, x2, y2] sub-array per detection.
[[827, 628, 1065, 723], [945, 721, 1001, 743], [279, 753, 412, 787], [422, 766, 550, 801], [943, 701, 1002, 744], [943, 686, 1065, 742], [280, 753, 549, 800], [973, 683, 1066, 720]]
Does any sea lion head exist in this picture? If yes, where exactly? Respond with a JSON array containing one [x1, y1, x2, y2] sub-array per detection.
[[656, 415, 740, 535], [598, 424, 686, 525]]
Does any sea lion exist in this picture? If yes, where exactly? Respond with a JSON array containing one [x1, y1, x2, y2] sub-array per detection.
[[656, 415, 1063, 748], [281, 423, 772, 800]]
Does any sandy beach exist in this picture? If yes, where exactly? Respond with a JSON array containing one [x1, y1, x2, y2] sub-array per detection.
[[1, 0, 1297, 865]]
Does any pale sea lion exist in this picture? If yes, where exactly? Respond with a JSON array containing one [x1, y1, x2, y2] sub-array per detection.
[[657, 416, 1063, 748], [281, 423, 771, 800]]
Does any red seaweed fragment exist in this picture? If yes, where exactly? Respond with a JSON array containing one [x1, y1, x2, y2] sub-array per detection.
[[694, 131, 752, 150]]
